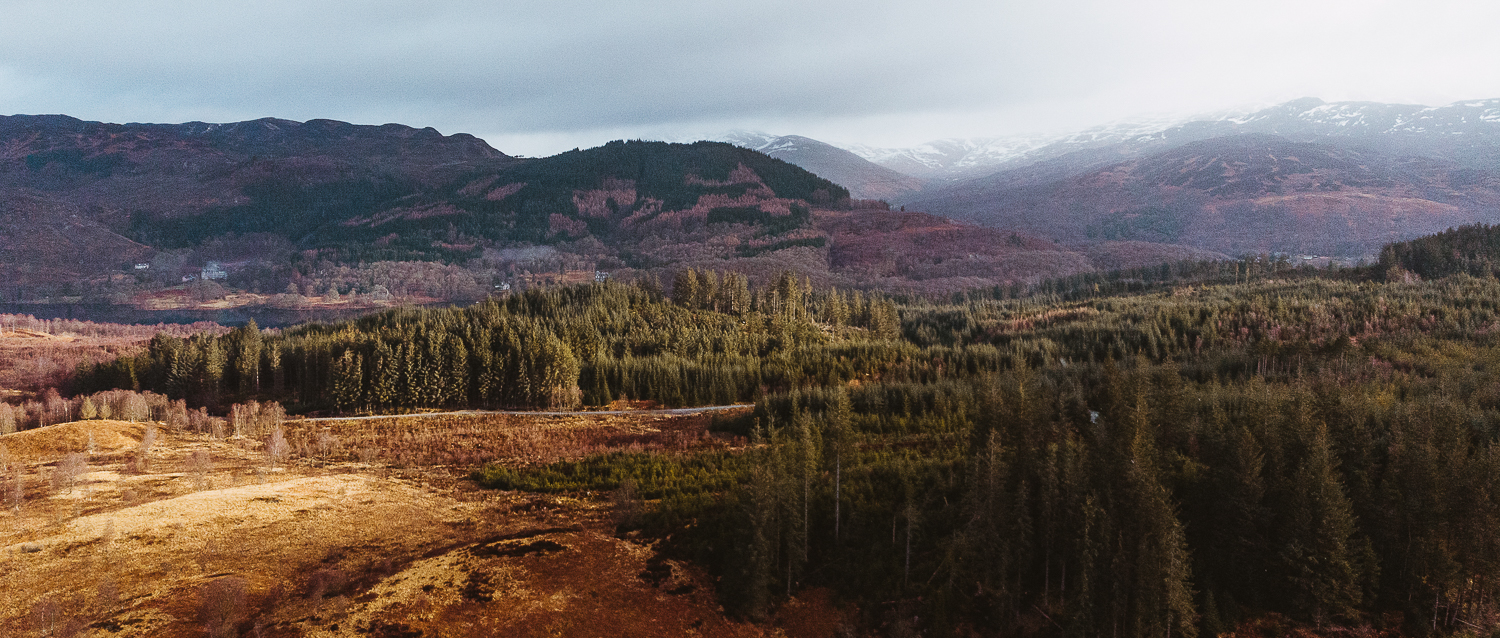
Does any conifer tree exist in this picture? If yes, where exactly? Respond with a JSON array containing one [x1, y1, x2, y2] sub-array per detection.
[[673, 269, 700, 308], [266, 343, 284, 394], [201, 338, 226, 404], [698, 270, 719, 311], [443, 336, 469, 406], [369, 340, 398, 408], [330, 350, 363, 411], [234, 320, 262, 394], [1278, 421, 1364, 622]]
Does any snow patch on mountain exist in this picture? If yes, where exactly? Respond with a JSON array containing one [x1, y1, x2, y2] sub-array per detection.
[[712, 98, 1500, 185]]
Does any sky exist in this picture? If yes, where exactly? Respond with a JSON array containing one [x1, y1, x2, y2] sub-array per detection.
[[2, 0, 1499, 156]]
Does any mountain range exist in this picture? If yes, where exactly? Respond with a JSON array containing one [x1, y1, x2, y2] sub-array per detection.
[[721, 98, 1500, 257], [0, 115, 1104, 307], [6, 97, 1500, 313]]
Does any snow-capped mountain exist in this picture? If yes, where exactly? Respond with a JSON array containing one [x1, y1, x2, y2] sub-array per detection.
[[1228, 97, 1500, 137], [897, 97, 1500, 260], [717, 131, 926, 201], [836, 116, 1199, 182], [834, 98, 1500, 183]]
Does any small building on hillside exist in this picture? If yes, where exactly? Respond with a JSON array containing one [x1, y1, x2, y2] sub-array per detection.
[[201, 262, 227, 280], [594, 271, 610, 282], [134, 263, 150, 270]]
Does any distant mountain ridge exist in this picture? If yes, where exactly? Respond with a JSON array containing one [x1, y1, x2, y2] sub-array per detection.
[[718, 132, 926, 201], [0, 115, 855, 278], [906, 128, 1500, 258], [839, 98, 1500, 183], [0, 114, 517, 285], [3, 116, 1110, 303]]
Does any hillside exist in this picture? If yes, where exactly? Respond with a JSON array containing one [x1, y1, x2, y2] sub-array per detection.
[[0, 115, 516, 287], [0, 118, 851, 300], [1, 116, 1122, 313], [721, 133, 926, 201], [906, 133, 1500, 257]]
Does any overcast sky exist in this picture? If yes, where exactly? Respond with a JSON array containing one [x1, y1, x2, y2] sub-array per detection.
[[3, 0, 1498, 156]]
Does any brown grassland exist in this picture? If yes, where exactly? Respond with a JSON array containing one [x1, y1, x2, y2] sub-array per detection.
[[0, 409, 851, 637]]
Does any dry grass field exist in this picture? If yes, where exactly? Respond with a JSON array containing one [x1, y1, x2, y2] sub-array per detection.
[[0, 409, 848, 637]]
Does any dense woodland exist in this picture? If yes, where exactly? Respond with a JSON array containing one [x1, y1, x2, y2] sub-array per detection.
[[468, 271, 1500, 637], [74, 270, 902, 413], [57, 225, 1500, 636]]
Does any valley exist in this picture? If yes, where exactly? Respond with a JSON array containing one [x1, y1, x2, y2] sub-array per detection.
[[7, 101, 1500, 637]]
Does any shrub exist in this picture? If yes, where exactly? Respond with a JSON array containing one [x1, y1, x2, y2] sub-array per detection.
[[53, 452, 87, 493], [199, 576, 247, 638]]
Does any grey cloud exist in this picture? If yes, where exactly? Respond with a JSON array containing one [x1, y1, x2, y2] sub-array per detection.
[[2, 0, 1499, 155]]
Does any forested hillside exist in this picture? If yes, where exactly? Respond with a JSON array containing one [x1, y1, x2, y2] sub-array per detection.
[[1380, 222, 1500, 281]]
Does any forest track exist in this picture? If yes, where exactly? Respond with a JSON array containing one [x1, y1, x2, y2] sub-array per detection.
[[296, 404, 755, 423]]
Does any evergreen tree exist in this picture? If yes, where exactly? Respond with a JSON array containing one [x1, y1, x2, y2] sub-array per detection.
[[330, 349, 364, 411], [673, 269, 700, 308], [368, 339, 398, 408], [234, 320, 263, 394], [1277, 421, 1363, 622], [443, 335, 469, 406]]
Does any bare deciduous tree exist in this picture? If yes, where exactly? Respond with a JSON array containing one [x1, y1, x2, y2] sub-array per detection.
[[165, 399, 190, 431], [120, 393, 149, 423], [31, 596, 61, 637], [612, 478, 643, 530], [199, 576, 247, 638], [316, 428, 339, 459], [266, 426, 289, 469], [53, 453, 86, 493], [8, 472, 22, 512], [134, 426, 157, 472], [189, 449, 212, 490]]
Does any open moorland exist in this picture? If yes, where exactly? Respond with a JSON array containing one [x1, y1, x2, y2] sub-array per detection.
[[0, 406, 862, 638]]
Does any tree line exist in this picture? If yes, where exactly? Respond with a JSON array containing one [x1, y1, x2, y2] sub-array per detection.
[[74, 274, 906, 413]]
